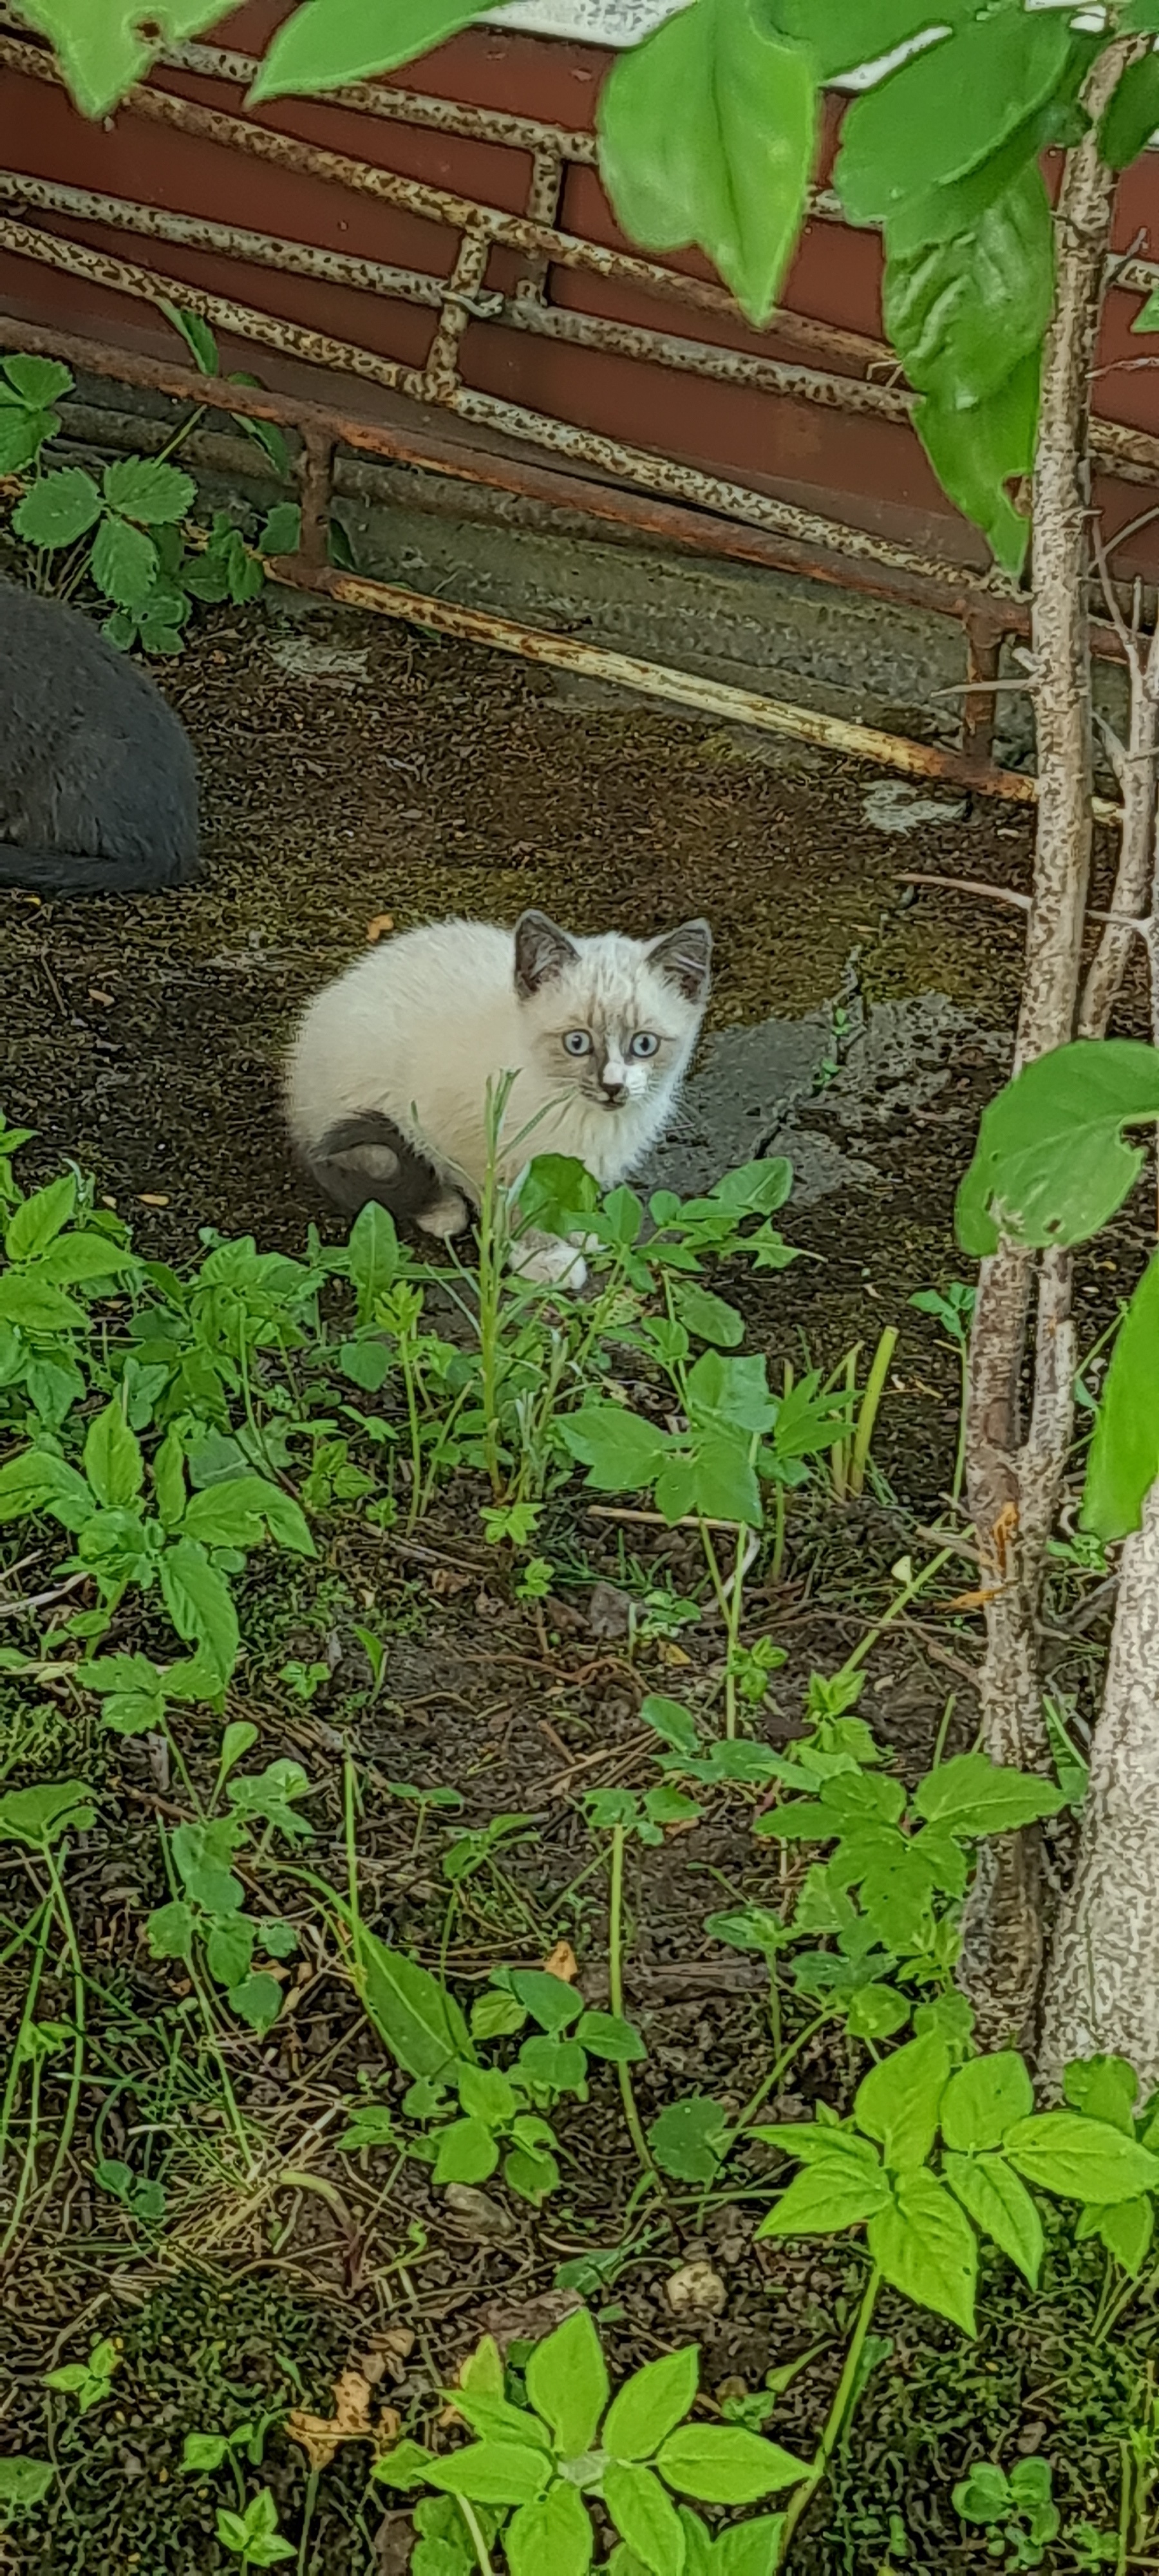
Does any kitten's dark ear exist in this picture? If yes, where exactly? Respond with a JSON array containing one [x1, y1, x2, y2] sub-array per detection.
[[514, 909, 578, 997], [650, 918, 712, 1004]]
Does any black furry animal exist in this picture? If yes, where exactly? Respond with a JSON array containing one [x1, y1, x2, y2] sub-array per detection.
[[0, 584, 199, 894]]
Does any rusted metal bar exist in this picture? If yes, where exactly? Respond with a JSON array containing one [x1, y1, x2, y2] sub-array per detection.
[[962, 619, 1003, 774], [262, 556, 1120, 821], [297, 424, 334, 568]]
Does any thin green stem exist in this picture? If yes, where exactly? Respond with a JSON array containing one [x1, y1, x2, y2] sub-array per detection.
[[771, 1479, 787, 1586], [836, 1547, 954, 1683], [457, 2499, 495, 2574], [776, 2263, 882, 2567], [0, 2059, 42, 2259], [344, 1757, 364, 1989], [849, 1325, 898, 1501], [608, 1825, 656, 2183], [37, 1845, 84, 2201], [952, 1340, 969, 1509], [0, 1900, 50, 2170]]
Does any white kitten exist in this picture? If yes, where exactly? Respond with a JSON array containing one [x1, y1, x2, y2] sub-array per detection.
[[285, 909, 711, 1285]]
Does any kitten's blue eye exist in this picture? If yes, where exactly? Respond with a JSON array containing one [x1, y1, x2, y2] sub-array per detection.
[[629, 1032, 659, 1059], [563, 1030, 592, 1057]]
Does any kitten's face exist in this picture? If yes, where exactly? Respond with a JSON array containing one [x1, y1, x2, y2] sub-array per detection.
[[513, 912, 711, 1115]]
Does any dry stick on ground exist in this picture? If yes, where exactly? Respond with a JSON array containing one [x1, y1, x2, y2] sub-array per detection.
[[960, 34, 1145, 2049]]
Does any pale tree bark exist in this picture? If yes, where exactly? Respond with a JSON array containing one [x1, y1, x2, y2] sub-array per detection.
[[961, 37, 1142, 2047], [1039, 1484, 1159, 2092]]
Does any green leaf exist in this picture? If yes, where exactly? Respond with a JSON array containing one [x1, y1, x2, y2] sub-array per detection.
[[1097, 2193, 1154, 2276], [912, 1751, 1064, 1837], [672, 1284, 745, 1348], [757, 2134, 891, 2238], [940, 2052, 1033, 2153], [847, 1985, 910, 2043], [503, 1969, 585, 2034], [868, 2170, 977, 2334], [147, 1899, 195, 1962], [1083, 1251, 1159, 1541], [647, 2096, 730, 2183], [341, 1915, 472, 2080], [160, 1538, 240, 1684], [160, 299, 218, 372], [205, 1914, 255, 1989], [38, 1230, 135, 1284], [506, 2478, 593, 2576], [605, 2460, 686, 2576], [426, 2441, 551, 2506], [258, 499, 302, 554], [103, 455, 195, 524], [526, 2308, 608, 2459], [457, 2065, 517, 2126], [347, 1200, 400, 1308], [0, 2457, 53, 2505], [504, 2141, 560, 2203], [942, 2150, 1043, 2286], [956, 1041, 1159, 1259], [249, 0, 495, 100], [5, 1173, 76, 1259], [0, 1273, 87, 1332], [835, 10, 1071, 225], [12, 464, 102, 547], [604, 2349, 699, 2465], [227, 1971, 283, 2033], [1100, 50, 1159, 171], [12, 0, 232, 118], [657, 2424, 808, 2505], [1063, 2056, 1139, 2136], [2, 354, 73, 407], [883, 164, 1052, 408], [558, 1405, 670, 1495], [854, 2032, 950, 2173], [0, 1448, 93, 1533], [574, 2011, 646, 2064], [954, 2461, 1012, 2525], [598, 0, 815, 327], [184, 1473, 315, 1557], [83, 1399, 144, 1509], [90, 515, 159, 611], [172, 1820, 243, 1915], [433, 2118, 500, 2186], [715, 2519, 789, 2576], [1004, 2113, 1159, 2205], [914, 351, 1038, 578]]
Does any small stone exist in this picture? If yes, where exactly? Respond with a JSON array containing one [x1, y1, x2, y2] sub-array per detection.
[[1016, 2420, 1047, 2455], [587, 1582, 634, 1639], [664, 2260, 726, 2319], [444, 2184, 516, 2242]]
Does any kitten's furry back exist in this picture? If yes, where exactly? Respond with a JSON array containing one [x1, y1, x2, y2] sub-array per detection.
[[0, 585, 199, 896], [287, 911, 711, 1254]]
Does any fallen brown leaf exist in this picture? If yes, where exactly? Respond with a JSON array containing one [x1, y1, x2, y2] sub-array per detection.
[[366, 913, 395, 943], [287, 2368, 375, 2470], [543, 1940, 578, 1984]]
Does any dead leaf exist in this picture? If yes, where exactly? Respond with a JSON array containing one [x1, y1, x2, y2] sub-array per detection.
[[471, 2289, 581, 2353], [375, 2405, 401, 2448], [430, 1566, 473, 1596], [366, 913, 395, 943], [946, 1587, 999, 1612], [543, 1940, 578, 1984], [287, 2368, 375, 2469], [657, 1640, 693, 1667], [88, 989, 113, 1005], [138, 1193, 169, 1208]]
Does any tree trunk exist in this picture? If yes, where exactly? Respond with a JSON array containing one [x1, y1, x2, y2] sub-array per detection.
[[1038, 1484, 1159, 2091], [961, 40, 1138, 2046]]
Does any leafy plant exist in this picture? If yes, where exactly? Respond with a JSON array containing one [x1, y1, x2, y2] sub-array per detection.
[[216, 2486, 294, 2569], [952, 2457, 1059, 2570], [43, 2336, 119, 2415]]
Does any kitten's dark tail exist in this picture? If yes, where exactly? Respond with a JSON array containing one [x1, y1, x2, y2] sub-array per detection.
[[0, 844, 200, 895], [304, 1114, 444, 1220]]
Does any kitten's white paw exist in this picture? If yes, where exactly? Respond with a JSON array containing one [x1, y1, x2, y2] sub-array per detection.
[[511, 1233, 588, 1290], [417, 1188, 471, 1240]]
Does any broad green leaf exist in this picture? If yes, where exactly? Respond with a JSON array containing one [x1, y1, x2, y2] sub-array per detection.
[[575, 2010, 646, 2063], [757, 2139, 891, 2238], [5, 1173, 76, 1260], [0, 2458, 53, 2504], [347, 1200, 400, 1309], [942, 2150, 1043, 2286], [558, 1405, 669, 1494], [1, 354, 73, 406], [604, 2349, 699, 2464], [715, 2518, 789, 2576], [680, 1430, 762, 1530], [1004, 2113, 1159, 2205], [672, 1284, 744, 1349], [1083, 1251, 1159, 1541], [504, 1969, 585, 2033], [147, 1899, 194, 1961], [250, 0, 494, 99], [426, 2441, 551, 2507], [847, 1986, 910, 2043], [912, 1751, 1064, 1837], [184, 1473, 315, 1557], [1063, 2056, 1139, 2136], [657, 2424, 809, 2503], [597, 0, 816, 327], [160, 299, 218, 373], [914, 352, 1038, 578], [102, 455, 195, 524], [504, 2142, 560, 2203], [526, 2308, 608, 2459], [90, 515, 158, 611], [12, 0, 232, 120], [883, 164, 1052, 408], [940, 2053, 1033, 2153], [1100, 51, 1159, 171], [37, 1231, 135, 1283], [457, 2064, 517, 2125], [869, 2170, 977, 2334], [172, 1819, 243, 1915], [0, 1448, 93, 1532], [854, 2032, 950, 2172], [258, 500, 302, 556], [0, 1779, 95, 1848], [506, 2479, 594, 2576], [1097, 2193, 1154, 2276], [205, 1914, 255, 1989], [373, 2436, 435, 2490], [770, 0, 964, 80], [433, 2118, 499, 2186], [604, 2460, 686, 2576], [340, 1915, 471, 2080], [83, 1399, 144, 1510], [648, 2096, 730, 2183], [686, 1349, 777, 1432], [0, 1273, 87, 1332], [160, 1538, 239, 1684], [956, 1041, 1159, 1258], [836, 10, 1071, 224], [12, 464, 102, 547]]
